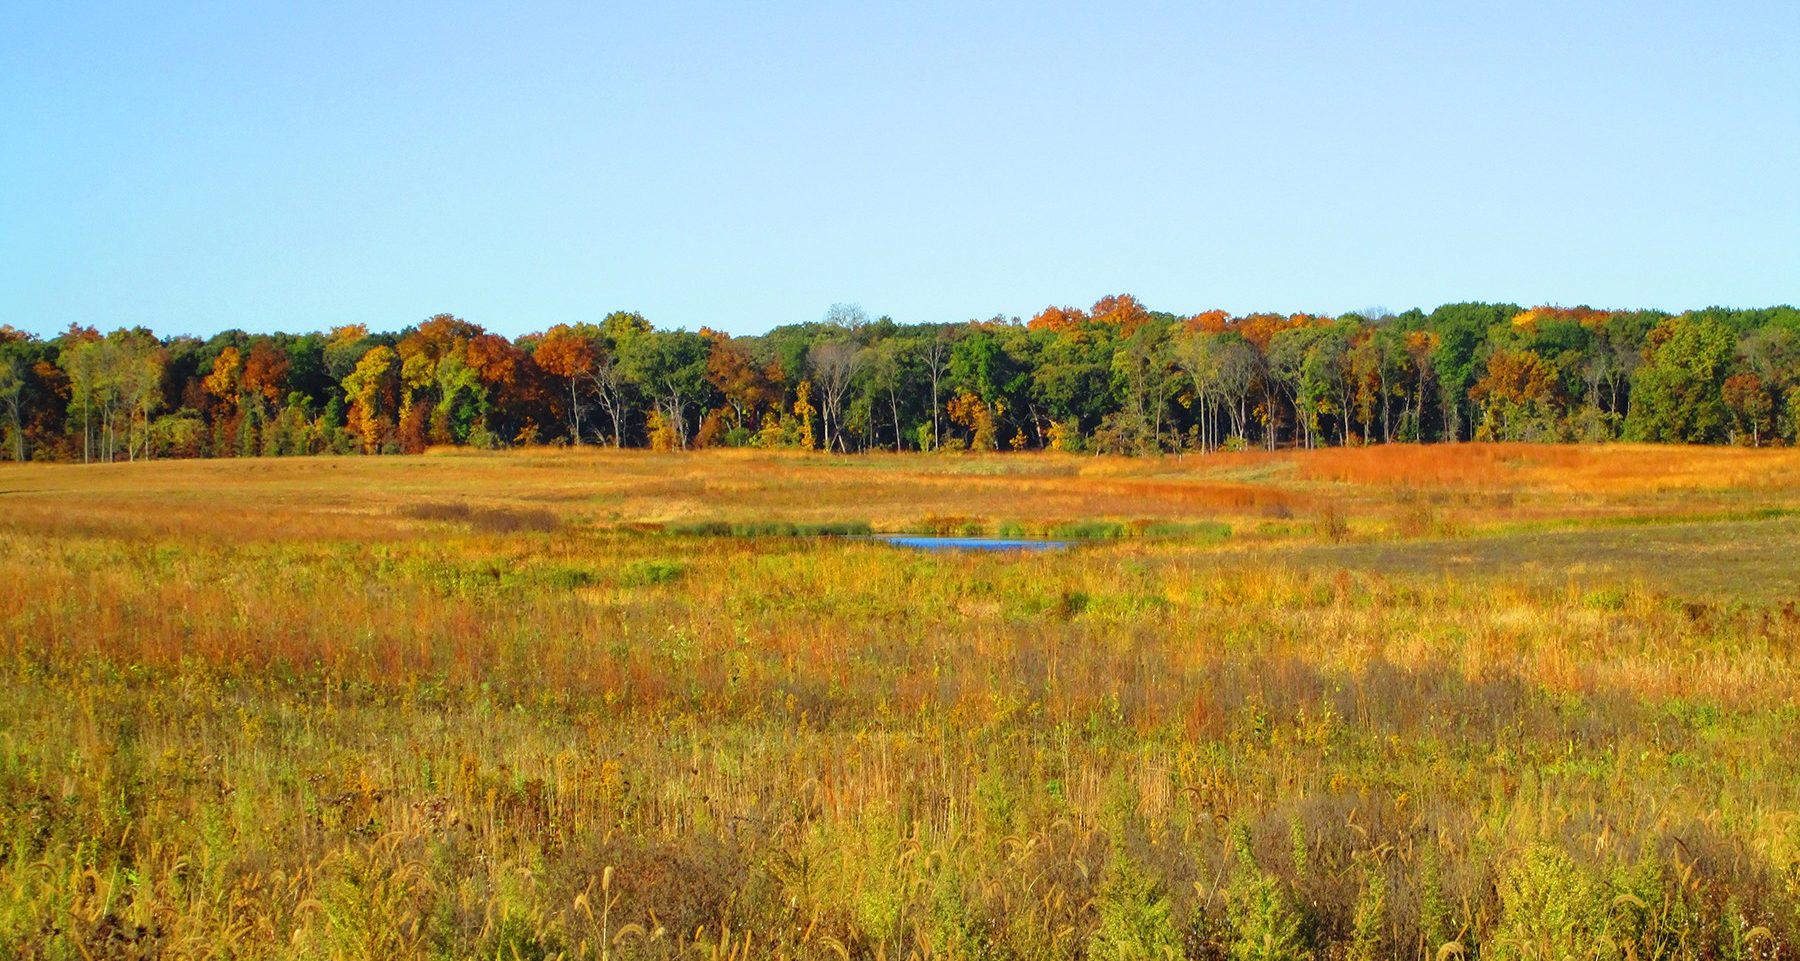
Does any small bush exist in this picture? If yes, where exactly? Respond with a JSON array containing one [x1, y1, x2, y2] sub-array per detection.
[[303, 844, 432, 961], [911, 515, 985, 536], [541, 566, 598, 590], [1392, 504, 1441, 538], [1054, 589, 1090, 619], [1051, 520, 1130, 540], [1091, 780, 1183, 961], [1582, 587, 1629, 611], [1315, 505, 1349, 543], [1225, 826, 1312, 961], [803, 520, 873, 537], [620, 560, 685, 586], [399, 501, 473, 523], [1487, 844, 1609, 961], [1090, 852, 1183, 961]]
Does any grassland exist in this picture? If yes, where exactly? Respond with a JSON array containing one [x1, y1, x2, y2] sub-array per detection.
[[2, 445, 1799, 960]]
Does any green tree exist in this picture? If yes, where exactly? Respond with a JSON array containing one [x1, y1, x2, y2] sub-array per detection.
[[1267, 323, 1351, 448], [1624, 315, 1734, 443], [622, 329, 712, 449], [1427, 303, 1519, 442], [863, 336, 917, 451], [592, 311, 652, 446], [1031, 322, 1117, 441], [0, 330, 33, 461]]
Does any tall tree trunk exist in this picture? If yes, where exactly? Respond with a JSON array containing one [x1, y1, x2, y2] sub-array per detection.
[[567, 380, 582, 445], [1381, 369, 1392, 443], [890, 388, 902, 452], [927, 370, 940, 450]]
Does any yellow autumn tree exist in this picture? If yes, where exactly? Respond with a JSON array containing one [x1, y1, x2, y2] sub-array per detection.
[[947, 391, 1001, 450], [792, 381, 817, 450], [204, 347, 242, 410], [341, 345, 400, 453]]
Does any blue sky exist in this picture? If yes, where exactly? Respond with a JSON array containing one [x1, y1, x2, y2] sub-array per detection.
[[3, 1, 1796, 338]]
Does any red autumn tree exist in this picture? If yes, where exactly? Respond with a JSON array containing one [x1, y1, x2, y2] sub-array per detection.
[[532, 325, 596, 444]]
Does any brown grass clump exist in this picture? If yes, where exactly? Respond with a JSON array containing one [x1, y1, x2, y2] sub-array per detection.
[[398, 500, 560, 533]]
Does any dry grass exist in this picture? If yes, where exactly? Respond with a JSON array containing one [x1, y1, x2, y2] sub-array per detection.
[[1, 446, 1798, 959]]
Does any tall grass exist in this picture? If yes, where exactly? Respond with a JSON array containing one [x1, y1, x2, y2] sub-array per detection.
[[0, 447, 1798, 958]]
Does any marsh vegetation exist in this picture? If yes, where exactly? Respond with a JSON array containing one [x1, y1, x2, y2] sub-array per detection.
[[2, 446, 1798, 959]]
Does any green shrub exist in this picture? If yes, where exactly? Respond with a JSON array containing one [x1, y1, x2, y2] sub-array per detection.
[[1417, 845, 1454, 954], [1608, 854, 1698, 961], [667, 520, 732, 536], [1051, 520, 1130, 540], [619, 559, 685, 586], [1582, 587, 1629, 611], [541, 566, 597, 590], [1488, 844, 1609, 961], [927, 858, 991, 961], [1346, 868, 1386, 961], [1225, 825, 1311, 961], [1089, 775, 1182, 961], [1089, 845, 1182, 961], [1490, 848, 1702, 961], [848, 812, 907, 949], [1138, 520, 1232, 542], [304, 845, 431, 961]]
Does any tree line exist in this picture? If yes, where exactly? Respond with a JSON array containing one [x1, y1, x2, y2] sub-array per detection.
[[3, 296, 1798, 462]]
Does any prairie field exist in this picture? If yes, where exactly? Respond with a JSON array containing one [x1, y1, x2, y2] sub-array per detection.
[[2, 444, 1800, 961]]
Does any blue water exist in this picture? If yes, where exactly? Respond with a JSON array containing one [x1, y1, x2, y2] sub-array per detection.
[[875, 535, 1070, 552]]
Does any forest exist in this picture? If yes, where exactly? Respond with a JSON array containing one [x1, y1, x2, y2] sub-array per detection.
[[4, 297, 1799, 463]]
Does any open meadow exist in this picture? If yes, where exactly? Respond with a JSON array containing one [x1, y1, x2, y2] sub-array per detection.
[[3, 444, 1800, 960]]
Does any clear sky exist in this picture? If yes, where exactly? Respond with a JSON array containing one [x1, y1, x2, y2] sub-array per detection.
[[3, 1, 1796, 339]]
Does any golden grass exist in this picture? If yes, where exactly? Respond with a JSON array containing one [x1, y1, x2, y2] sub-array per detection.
[[1, 446, 1798, 959], [1293, 441, 1800, 495]]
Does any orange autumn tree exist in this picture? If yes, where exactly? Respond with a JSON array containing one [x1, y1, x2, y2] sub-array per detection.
[[1470, 347, 1561, 441], [532, 325, 597, 444], [393, 314, 494, 449], [463, 332, 526, 445], [1089, 294, 1152, 336], [241, 340, 291, 407], [704, 331, 783, 442], [1027, 305, 1089, 333], [466, 332, 521, 389], [1185, 309, 1231, 334]]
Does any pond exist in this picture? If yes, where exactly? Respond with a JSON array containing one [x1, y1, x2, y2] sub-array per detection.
[[873, 535, 1071, 552]]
